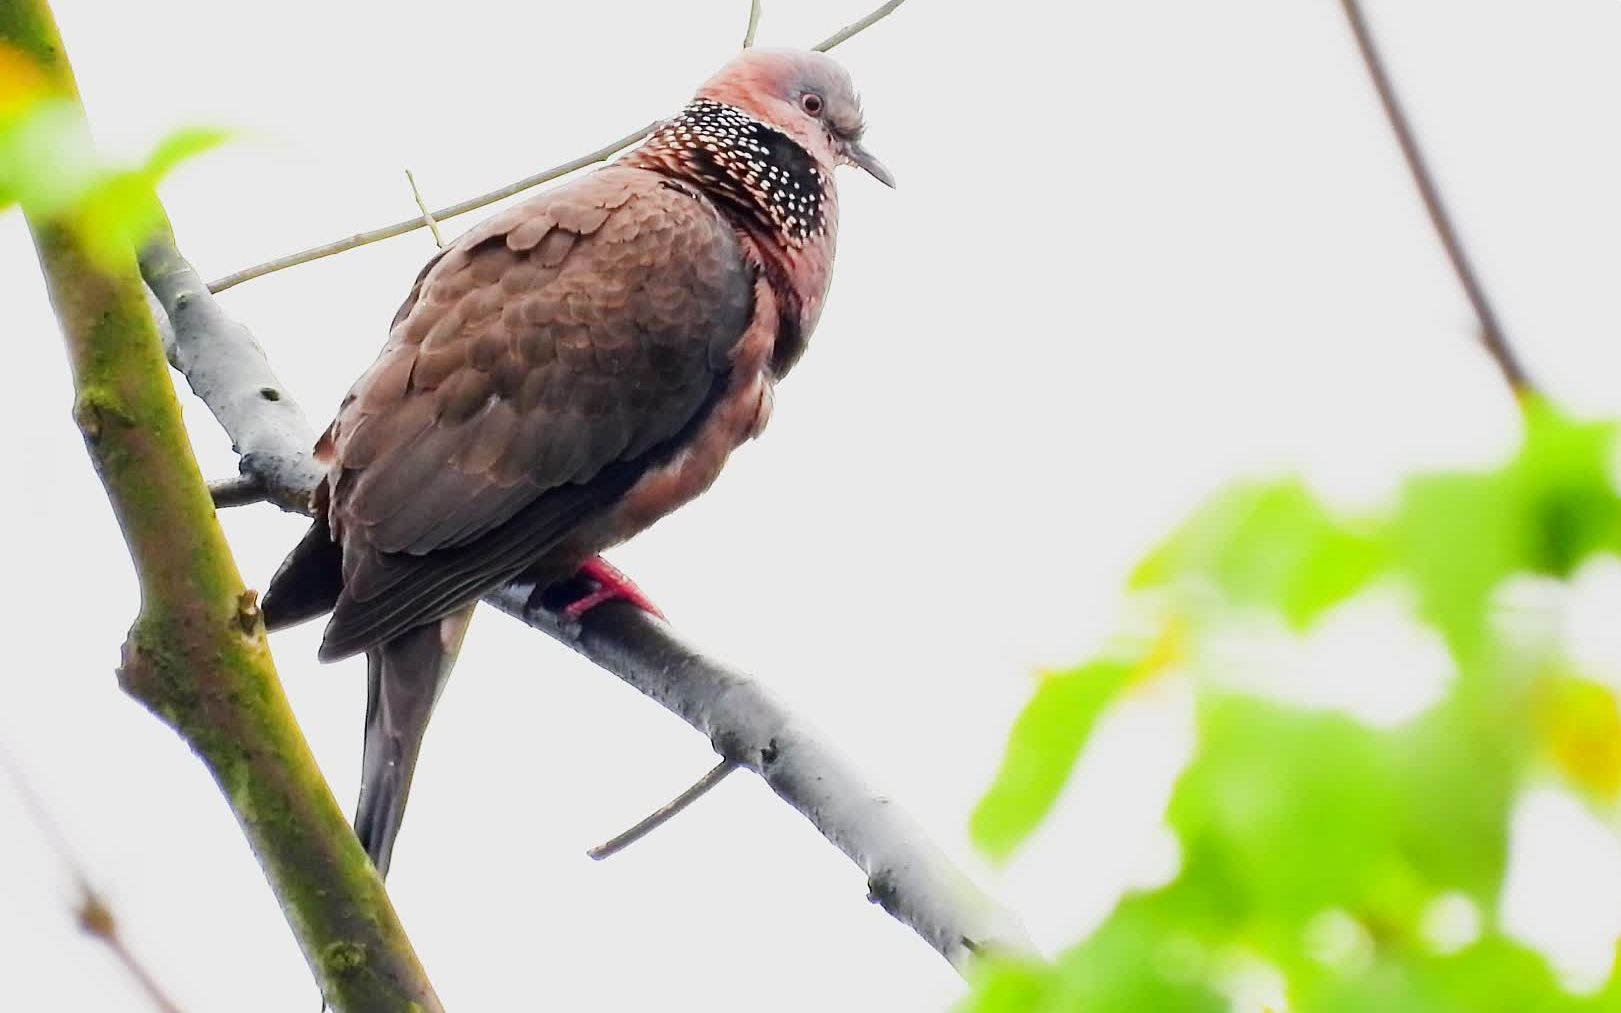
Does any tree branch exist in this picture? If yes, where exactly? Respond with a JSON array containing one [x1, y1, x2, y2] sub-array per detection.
[[204, 0, 911, 293], [140, 222, 1035, 975], [588, 759, 738, 860], [208, 473, 269, 508], [489, 591, 1034, 966], [1337, 0, 1537, 398], [6, 4, 442, 1009]]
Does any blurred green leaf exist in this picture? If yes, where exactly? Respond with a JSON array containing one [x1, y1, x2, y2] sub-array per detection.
[[1044, 897, 1228, 1012], [1132, 480, 1382, 628], [964, 897, 1227, 1013], [960, 956, 1058, 1013], [138, 125, 230, 182], [1511, 402, 1621, 576], [0, 44, 225, 262], [1167, 695, 1412, 939], [1390, 403, 1620, 659], [1300, 935, 1591, 1013], [971, 658, 1136, 862]]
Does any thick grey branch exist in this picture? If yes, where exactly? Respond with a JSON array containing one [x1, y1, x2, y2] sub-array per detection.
[[489, 589, 1034, 966], [141, 228, 324, 512], [140, 234, 1034, 973]]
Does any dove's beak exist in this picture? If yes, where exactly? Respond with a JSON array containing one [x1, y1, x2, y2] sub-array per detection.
[[845, 140, 896, 188]]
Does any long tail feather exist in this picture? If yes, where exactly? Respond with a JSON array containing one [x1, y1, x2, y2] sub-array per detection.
[[352, 607, 474, 878]]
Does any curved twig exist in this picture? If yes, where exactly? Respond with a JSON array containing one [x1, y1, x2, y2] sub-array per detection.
[[204, 0, 911, 293], [1337, 0, 1535, 398]]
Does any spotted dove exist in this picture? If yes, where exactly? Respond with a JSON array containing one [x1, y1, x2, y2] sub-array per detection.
[[260, 49, 892, 877]]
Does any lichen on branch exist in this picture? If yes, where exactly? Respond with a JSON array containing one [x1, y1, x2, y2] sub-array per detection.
[[4, 2, 442, 1009]]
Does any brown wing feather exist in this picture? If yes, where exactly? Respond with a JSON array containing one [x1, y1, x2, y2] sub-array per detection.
[[312, 166, 755, 659]]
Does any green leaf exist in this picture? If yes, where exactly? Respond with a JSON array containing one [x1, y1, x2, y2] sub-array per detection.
[[959, 956, 1057, 1013], [1047, 895, 1228, 1012], [1300, 935, 1592, 1013], [0, 97, 96, 215], [1511, 401, 1621, 576], [1387, 469, 1518, 660], [1165, 693, 1519, 950], [138, 125, 231, 183], [1389, 403, 1621, 660], [1167, 695, 1410, 939], [0, 56, 226, 260], [1132, 480, 1382, 628], [971, 659, 1135, 862]]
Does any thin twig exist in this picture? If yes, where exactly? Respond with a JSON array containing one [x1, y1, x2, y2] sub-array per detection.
[[1337, 0, 1535, 398], [206, 127, 652, 293], [0, 749, 186, 1013], [208, 474, 267, 508], [813, 0, 908, 52], [589, 760, 738, 860], [205, 0, 910, 293], [742, 0, 763, 47], [403, 170, 445, 248]]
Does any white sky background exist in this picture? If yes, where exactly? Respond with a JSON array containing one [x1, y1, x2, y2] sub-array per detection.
[[3, 0, 1621, 1008]]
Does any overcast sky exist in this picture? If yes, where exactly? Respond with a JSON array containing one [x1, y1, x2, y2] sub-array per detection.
[[5, 1, 1621, 1009]]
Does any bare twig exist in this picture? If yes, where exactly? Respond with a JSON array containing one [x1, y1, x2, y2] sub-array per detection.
[[589, 760, 738, 860], [205, 127, 652, 293], [813, 0, 908, 52], [403, 170, 445, 248], [0, 750, 185, 1013], [1337, 0, 1535, 398], [208, 474, 267, 508], [742, 0, 763, 47], [142, 234, 1035, 973], [205, 0, 911, 293]]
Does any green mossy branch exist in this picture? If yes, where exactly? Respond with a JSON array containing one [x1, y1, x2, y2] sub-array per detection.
[[4, 2, 442, 1010]]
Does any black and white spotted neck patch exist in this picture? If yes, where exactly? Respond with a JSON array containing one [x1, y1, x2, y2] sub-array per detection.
[[648, 99, 829, 245]]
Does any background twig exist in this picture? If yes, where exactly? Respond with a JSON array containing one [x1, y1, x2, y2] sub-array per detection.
[[1337, 0, 1535, 398], [1, 750, 184, 1013], [813, 0, 908, 52]]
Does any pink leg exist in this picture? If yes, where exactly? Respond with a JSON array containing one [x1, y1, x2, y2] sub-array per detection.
[[561, 556, 665, 621]]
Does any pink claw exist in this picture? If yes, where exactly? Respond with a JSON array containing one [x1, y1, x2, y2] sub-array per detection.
[[561, 556, 665, 621]]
